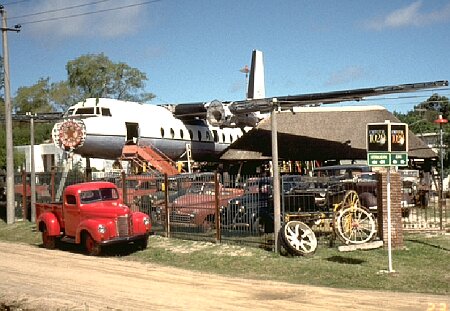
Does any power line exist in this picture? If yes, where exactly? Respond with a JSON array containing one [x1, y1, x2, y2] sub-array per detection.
[[0, 0, 32, 6], [13, 0, 162, 25], [9, 0, 112, 20]]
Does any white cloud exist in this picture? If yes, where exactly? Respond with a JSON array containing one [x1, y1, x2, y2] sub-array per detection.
[[11, 0, 154, 39], [365, 1, 450, 30], [325, 66, 365, 87]]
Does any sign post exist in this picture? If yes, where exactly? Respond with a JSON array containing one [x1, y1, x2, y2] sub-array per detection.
[[367, 121, 408, 273]]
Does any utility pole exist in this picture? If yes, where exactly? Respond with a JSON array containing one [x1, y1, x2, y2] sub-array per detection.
[[434, 115, 448, 230], [26, 112, 36, 222], [271, 98, 281, 252], [1, 6, 20, 224]]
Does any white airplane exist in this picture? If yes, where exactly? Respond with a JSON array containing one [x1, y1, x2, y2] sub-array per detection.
[[52, 51, 267, 167], [51, 50, 448, 173]]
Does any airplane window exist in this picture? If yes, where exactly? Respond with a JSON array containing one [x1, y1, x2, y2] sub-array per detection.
[[75, 108, 95, 115], [213, 130, 218, 142], [102, 108, 111, 116], [160, 128, 165, 138], [189, 130, 193, 140], [180, 129, 184, 139], [222, 133, 225, 143], [65, 108, 75, 117], [170, 128, 175, 139], [198, 130, 202, 141]]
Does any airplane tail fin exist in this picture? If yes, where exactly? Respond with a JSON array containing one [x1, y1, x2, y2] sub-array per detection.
[[247, 50, 265, 100]]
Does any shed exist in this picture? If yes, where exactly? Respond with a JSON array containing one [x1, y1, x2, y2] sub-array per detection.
[[220, 105, 436, 161]]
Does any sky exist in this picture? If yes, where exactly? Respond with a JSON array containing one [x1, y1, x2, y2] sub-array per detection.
[[2, 0, 450, 113]]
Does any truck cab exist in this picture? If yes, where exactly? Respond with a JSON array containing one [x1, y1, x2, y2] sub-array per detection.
[[36, 181, 151, 255]]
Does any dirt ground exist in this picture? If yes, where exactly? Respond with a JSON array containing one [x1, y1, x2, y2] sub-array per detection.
[[0, 241, 448, 311]]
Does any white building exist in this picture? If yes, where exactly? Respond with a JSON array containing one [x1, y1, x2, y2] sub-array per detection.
[[14, 143, 117, 173]]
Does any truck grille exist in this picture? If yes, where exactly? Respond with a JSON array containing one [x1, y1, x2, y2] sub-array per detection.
[[116, 215, 130, 237], [170, 212, 192, 224]]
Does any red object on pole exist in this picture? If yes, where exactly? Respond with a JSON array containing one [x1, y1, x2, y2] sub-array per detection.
[[434, 114, 448, 124]]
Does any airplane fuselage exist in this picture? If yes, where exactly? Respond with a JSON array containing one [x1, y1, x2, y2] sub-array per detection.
[[53, 98, 248, 161]]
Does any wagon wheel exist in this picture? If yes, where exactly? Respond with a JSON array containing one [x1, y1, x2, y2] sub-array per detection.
[[333, 190, 360, 232], [342, 190, 360, 210], [281, 221, 317, 256], [335, 205, 376, 245]]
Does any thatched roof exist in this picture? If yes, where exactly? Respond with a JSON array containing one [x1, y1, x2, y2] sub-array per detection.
[[220, 105, 436, 161]]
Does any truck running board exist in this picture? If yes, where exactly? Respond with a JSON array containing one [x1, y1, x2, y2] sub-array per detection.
[[60, 236, 76, 244]]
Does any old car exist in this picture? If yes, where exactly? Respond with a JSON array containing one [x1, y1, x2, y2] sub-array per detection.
[[169, 181, 243, 231]]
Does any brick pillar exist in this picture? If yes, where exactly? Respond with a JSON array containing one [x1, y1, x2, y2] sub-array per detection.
[[377, 169, 404, 249]]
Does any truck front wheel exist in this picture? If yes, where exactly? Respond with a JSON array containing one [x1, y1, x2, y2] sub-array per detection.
[[135, 237, 148, 251], [83, 233, 101, 256], [42, 227, 56, 249]]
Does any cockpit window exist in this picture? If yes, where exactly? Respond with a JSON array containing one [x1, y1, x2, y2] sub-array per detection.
[[102, 108, 111, 116], [75, 107, 96, 115], [64, 108, 75, 117]]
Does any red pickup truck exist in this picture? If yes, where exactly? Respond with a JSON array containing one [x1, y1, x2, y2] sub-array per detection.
[[36, 181, 152, 255]]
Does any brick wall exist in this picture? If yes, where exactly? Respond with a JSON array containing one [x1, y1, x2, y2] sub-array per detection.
[[377, 170, 404, 249]]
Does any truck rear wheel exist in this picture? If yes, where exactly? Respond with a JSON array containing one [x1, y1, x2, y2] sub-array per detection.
[[84, 233, 101, 256], [42, 227, 56, 249]]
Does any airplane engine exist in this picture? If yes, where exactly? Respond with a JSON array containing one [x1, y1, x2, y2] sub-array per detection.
[[206, 100, 227, 126], [206, 100, 259, 128], [52, 119, 87, 151]]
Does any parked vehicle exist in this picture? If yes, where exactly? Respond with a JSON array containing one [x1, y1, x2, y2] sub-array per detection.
[[36, 181, 152, 255], [399, 169, 430, 215], [313, 165, 379, 213], [221, 175, 333, 234], [169, 181, 243, 231], [220, 177, 274, 233]]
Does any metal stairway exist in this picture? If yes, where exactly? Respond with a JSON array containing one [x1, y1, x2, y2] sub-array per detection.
[[121, 144, 180, 176]]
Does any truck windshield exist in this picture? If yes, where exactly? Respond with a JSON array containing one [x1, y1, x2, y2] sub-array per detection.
[[80, 188, 119, 203]]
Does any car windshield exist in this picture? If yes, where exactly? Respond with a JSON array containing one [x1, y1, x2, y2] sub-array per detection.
[[187, 182, 215, 195], [80, 188, 119, 203]]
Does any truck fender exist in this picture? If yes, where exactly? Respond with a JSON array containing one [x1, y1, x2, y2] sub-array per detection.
[[37, 212, 61, 237], [75, 219, 105, 244], [132, 211, 152, 233]]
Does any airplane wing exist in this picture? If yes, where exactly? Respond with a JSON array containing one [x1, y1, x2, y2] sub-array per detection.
[[170, 51, 448, 128], [228, 80, 449, 114]]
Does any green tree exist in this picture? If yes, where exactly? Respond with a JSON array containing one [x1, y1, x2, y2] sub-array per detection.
[[13, 78, 54, 113], [49, 80, 80, 111], [395, 94, 450, 135], [66, 53, 155, 102], [396, 93, 450, 174]]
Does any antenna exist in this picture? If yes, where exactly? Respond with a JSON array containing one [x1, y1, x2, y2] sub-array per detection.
[[239, 65, 249, 99]]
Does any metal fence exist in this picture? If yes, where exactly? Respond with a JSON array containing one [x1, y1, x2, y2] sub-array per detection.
[[2, 169, 448, 249]]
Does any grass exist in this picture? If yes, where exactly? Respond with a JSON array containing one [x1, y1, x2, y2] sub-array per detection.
[[0, 219, 449, 295]]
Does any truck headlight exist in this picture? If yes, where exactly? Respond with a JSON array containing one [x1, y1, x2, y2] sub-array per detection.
[[143, 217, 150, 226], [98, 224, 107, 234]]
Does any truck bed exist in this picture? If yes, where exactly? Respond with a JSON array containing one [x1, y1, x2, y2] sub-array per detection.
[[36, 202, 64, 223]]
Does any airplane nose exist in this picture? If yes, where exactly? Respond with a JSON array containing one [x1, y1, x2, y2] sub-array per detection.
[[52, 119, 86, 151]]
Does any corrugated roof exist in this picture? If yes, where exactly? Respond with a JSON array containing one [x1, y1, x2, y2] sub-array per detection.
[[220, 105, 436, 161]]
